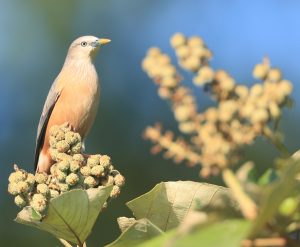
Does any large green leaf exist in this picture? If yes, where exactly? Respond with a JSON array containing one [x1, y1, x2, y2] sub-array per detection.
[[251, 158, 300, 235], [106, 218, 164, 247], [15, 186, 113, 245], [126, 181, 235, 231], [138, 219, 251, 247]]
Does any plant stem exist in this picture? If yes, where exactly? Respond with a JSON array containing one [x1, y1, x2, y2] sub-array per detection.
[[263, 126, 290, 157], [58, 238, 72, 247], [222, 168, 257, 220]]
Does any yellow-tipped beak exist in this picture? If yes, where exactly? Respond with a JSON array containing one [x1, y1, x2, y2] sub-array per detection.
[[98, 38, 111, 45]]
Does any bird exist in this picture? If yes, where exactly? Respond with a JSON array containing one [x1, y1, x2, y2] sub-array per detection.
[[34, 35, 111, 173]]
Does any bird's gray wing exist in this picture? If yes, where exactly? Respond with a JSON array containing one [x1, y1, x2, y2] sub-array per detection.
[[34, 80, 61, 170]]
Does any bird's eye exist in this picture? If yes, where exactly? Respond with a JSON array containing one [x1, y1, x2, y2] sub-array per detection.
[[81, 41, 88, 47]]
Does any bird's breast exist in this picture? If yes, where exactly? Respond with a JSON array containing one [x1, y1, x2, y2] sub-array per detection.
[[48, 66, 100, 138]]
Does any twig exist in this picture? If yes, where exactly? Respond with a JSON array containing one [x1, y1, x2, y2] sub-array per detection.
[[263, 126, 290, 157], [242, 237, 286, 247], [59, 238, 72, 247], [222, 168, 257, 220]]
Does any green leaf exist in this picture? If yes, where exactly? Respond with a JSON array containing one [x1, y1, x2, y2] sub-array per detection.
[[106, 219, 164, 247], [15, 186, 113, 245], [126, 181, 235, 231], [252, 158, 300, 235], [258, 168, 279, 185], [138, 219, 251, 247]]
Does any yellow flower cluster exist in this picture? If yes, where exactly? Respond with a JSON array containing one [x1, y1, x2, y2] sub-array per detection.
[[142, 47, 198, 134], [142, 34, 293, 177], [8, 124, 125, 214], [170, 33, 212, 73]]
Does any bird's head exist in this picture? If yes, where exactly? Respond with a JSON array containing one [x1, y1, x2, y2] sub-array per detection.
[[66, 35, 111, 62]]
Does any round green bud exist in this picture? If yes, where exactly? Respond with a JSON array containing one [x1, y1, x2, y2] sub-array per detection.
[[100, 155, 111, 168], [70, 160, 80, 173], [15, 195, 27, 208], [55, 170, 67, 182], [66, 173, 79, 186], [101, 175, 114, 186], [71, 142, 82, 154], [72, 154, 85, 164], [91, 165, 105, 177], [37, 183, 50, 196], [26, 173, 35, 186], [65, 131, 81, 145], [35, 173, 48, 184], [16, 181, 30, 194], [56, 153, 72, 162], [49, 126, 65, 141], [9, 170, 27, 183], [279, 197, 298, 217], [57, 160, 70, 172], [31, 194, 47, 213], [58, 183, 70, 192], [50, 189, 60, 198], [87, 157, 100, 168], [80, 166, 91, 176], [114, 174, 125, 187], [84, 176, 97, 188], [8, 182, 19, 196], [56, 140, 70, 153], [110, 186, 121, 199]]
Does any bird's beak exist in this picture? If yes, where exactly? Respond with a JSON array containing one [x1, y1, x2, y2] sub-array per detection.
[[98, 38, 111, 45]]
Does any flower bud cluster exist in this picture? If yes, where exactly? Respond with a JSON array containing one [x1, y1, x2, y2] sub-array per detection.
[[170, 33, 212, 73], [8, 125, 125, 214], [143, 34, 293, 177], [142, 47, 198, 134]]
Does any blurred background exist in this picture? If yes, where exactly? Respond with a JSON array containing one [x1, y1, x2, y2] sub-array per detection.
[[1, 0, 300, 246]]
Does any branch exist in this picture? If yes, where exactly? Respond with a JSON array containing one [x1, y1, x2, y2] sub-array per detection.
[[222, 168, 257, 220]]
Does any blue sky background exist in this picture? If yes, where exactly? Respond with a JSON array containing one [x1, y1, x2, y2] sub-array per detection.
[[1, 1, 300, 246]]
